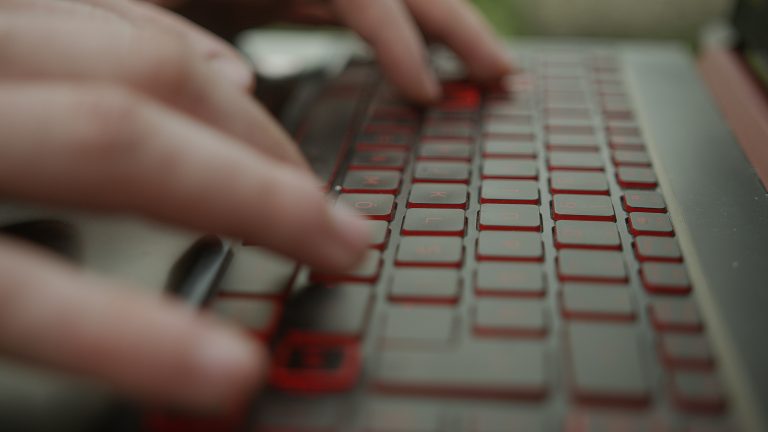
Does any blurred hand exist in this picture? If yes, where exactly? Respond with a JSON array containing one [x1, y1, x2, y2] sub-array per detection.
[[154, 0, 515, 103], [0, 0, 370, 411]]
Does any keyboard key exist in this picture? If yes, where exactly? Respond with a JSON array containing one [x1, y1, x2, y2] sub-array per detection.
[[476, 231, 543, 262], [337, 193, 396, 221], [484, 123, 536, 139], [660, 334, 714, 369], [671, 372, 726, 414], [414, 161, 470, 183], [545, 107, 591, 119], [561, 283, 635, 321], [481, 180, 540, 204], [370, 105, 419, 121], [367, 220, 390, 249], [363, 403, 443, 432], [552, 194, 615, 221], [422, 124, 474, 140], [478, 204, 541, 231], [375, 341, 548, 399], [486, 103, 532, 117], [357, 133, 412, 149], [607, 123, 641, 137], [389, 269, 461, 304], [350, 150, 407, 170], [313, 250, 382, 283], [408, 184, 468, 208], [608, 135, 645, 150], [547, 134, 599, 151], [396, 237, 463, 267], [343, 170, 401, 193], [545, 119, 594, 131], [641, 262, 691, 295], [554, 221, 621, 250], [474, 299, 548, 337], [568, 322, 650, 405], [253, 397, 340, 431], [418, 141, 473, 160], [612, 150, 651, 166], [649, 299, 703, 332], [617, 166, 658, 189], [558, 250, 627, 282], [564, 411, 670, 432], [623, 190, 667, 213], [483, 113, 533, 125], [460, 409, 544, 432], [218, 247, 296, 298], [282, 284, 372, 341], [482, 139, 537, 158], [364, 122, 416, 135], [482, 159, 538, 180], [271, 336, 361, 392], [369, 107, 419, 123], [629, 212, 674, 236], [210, 298, 280, 339], [476, 263, 546, 297], [550, 171, 609, 195], [402, 208, 466, 236], [381, 306, 457, 346], [548, 152, 604, 171]]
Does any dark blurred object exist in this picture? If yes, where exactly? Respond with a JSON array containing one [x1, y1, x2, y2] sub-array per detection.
[[733, 0, 768, 53], [175, 0, 286, 42]]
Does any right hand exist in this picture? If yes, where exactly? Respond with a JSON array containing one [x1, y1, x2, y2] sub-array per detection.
[[0, 0, 369, 411]]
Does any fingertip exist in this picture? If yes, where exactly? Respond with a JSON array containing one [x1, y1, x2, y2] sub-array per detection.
[[191, 325, 265, 409], [327, 203, 371, 269], [210, 56, 255, 93]]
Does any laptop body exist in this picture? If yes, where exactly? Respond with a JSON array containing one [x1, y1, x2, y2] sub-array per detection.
[[0, 1, 766, 431]]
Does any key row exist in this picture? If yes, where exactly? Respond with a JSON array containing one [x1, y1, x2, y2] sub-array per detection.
[[342, 184, 666, 212], [311, 246, 691, 294], [342, 167, 658, 193], [351, 146, 652, 173], [258, 306, 723, 414], [255, 400, 731, 432], [340, 198, 675, 242]]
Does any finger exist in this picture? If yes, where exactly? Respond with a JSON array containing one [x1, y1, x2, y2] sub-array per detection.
[[0, 236, 262, 410], [405, 0, 513, 82], [0, 82, 369, 272], [76, 0, 255, 91], [0, 8, 305, 169], [332, 0, 441, 104]]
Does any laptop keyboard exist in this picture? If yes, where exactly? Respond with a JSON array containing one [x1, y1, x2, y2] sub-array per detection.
[[150, 51, 735, 431]]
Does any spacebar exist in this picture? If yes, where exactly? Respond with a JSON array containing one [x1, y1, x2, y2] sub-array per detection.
[[298, 96, 361, 185]]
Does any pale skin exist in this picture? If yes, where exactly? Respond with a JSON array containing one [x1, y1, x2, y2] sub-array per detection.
[[0, 0, 512, 411]]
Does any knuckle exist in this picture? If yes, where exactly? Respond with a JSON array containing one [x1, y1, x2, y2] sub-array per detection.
[[70, 85, 148, 162], [128, 30, 202, 104]]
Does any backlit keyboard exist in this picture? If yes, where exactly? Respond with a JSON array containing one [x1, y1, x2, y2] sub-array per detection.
[[149, 51, 735, 431]]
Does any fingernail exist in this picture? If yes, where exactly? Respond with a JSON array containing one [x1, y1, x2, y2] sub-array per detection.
[[195, 328, 259, 403], [330, 203, 370, 258], [210, 56, 255, 91]]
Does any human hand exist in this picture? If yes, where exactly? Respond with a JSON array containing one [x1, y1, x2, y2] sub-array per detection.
[[0, 0, 369, 411], [154, 0, 515, 104]]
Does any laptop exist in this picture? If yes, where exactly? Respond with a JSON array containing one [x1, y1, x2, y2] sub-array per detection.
[[1, 0, 766, 431]]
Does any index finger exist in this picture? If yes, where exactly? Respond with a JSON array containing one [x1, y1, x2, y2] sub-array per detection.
[[405, 0, 514, 83], [333, 0, 442, 104]]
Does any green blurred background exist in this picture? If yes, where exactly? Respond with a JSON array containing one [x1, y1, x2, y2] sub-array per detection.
[[473, 0, 732, 40]]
